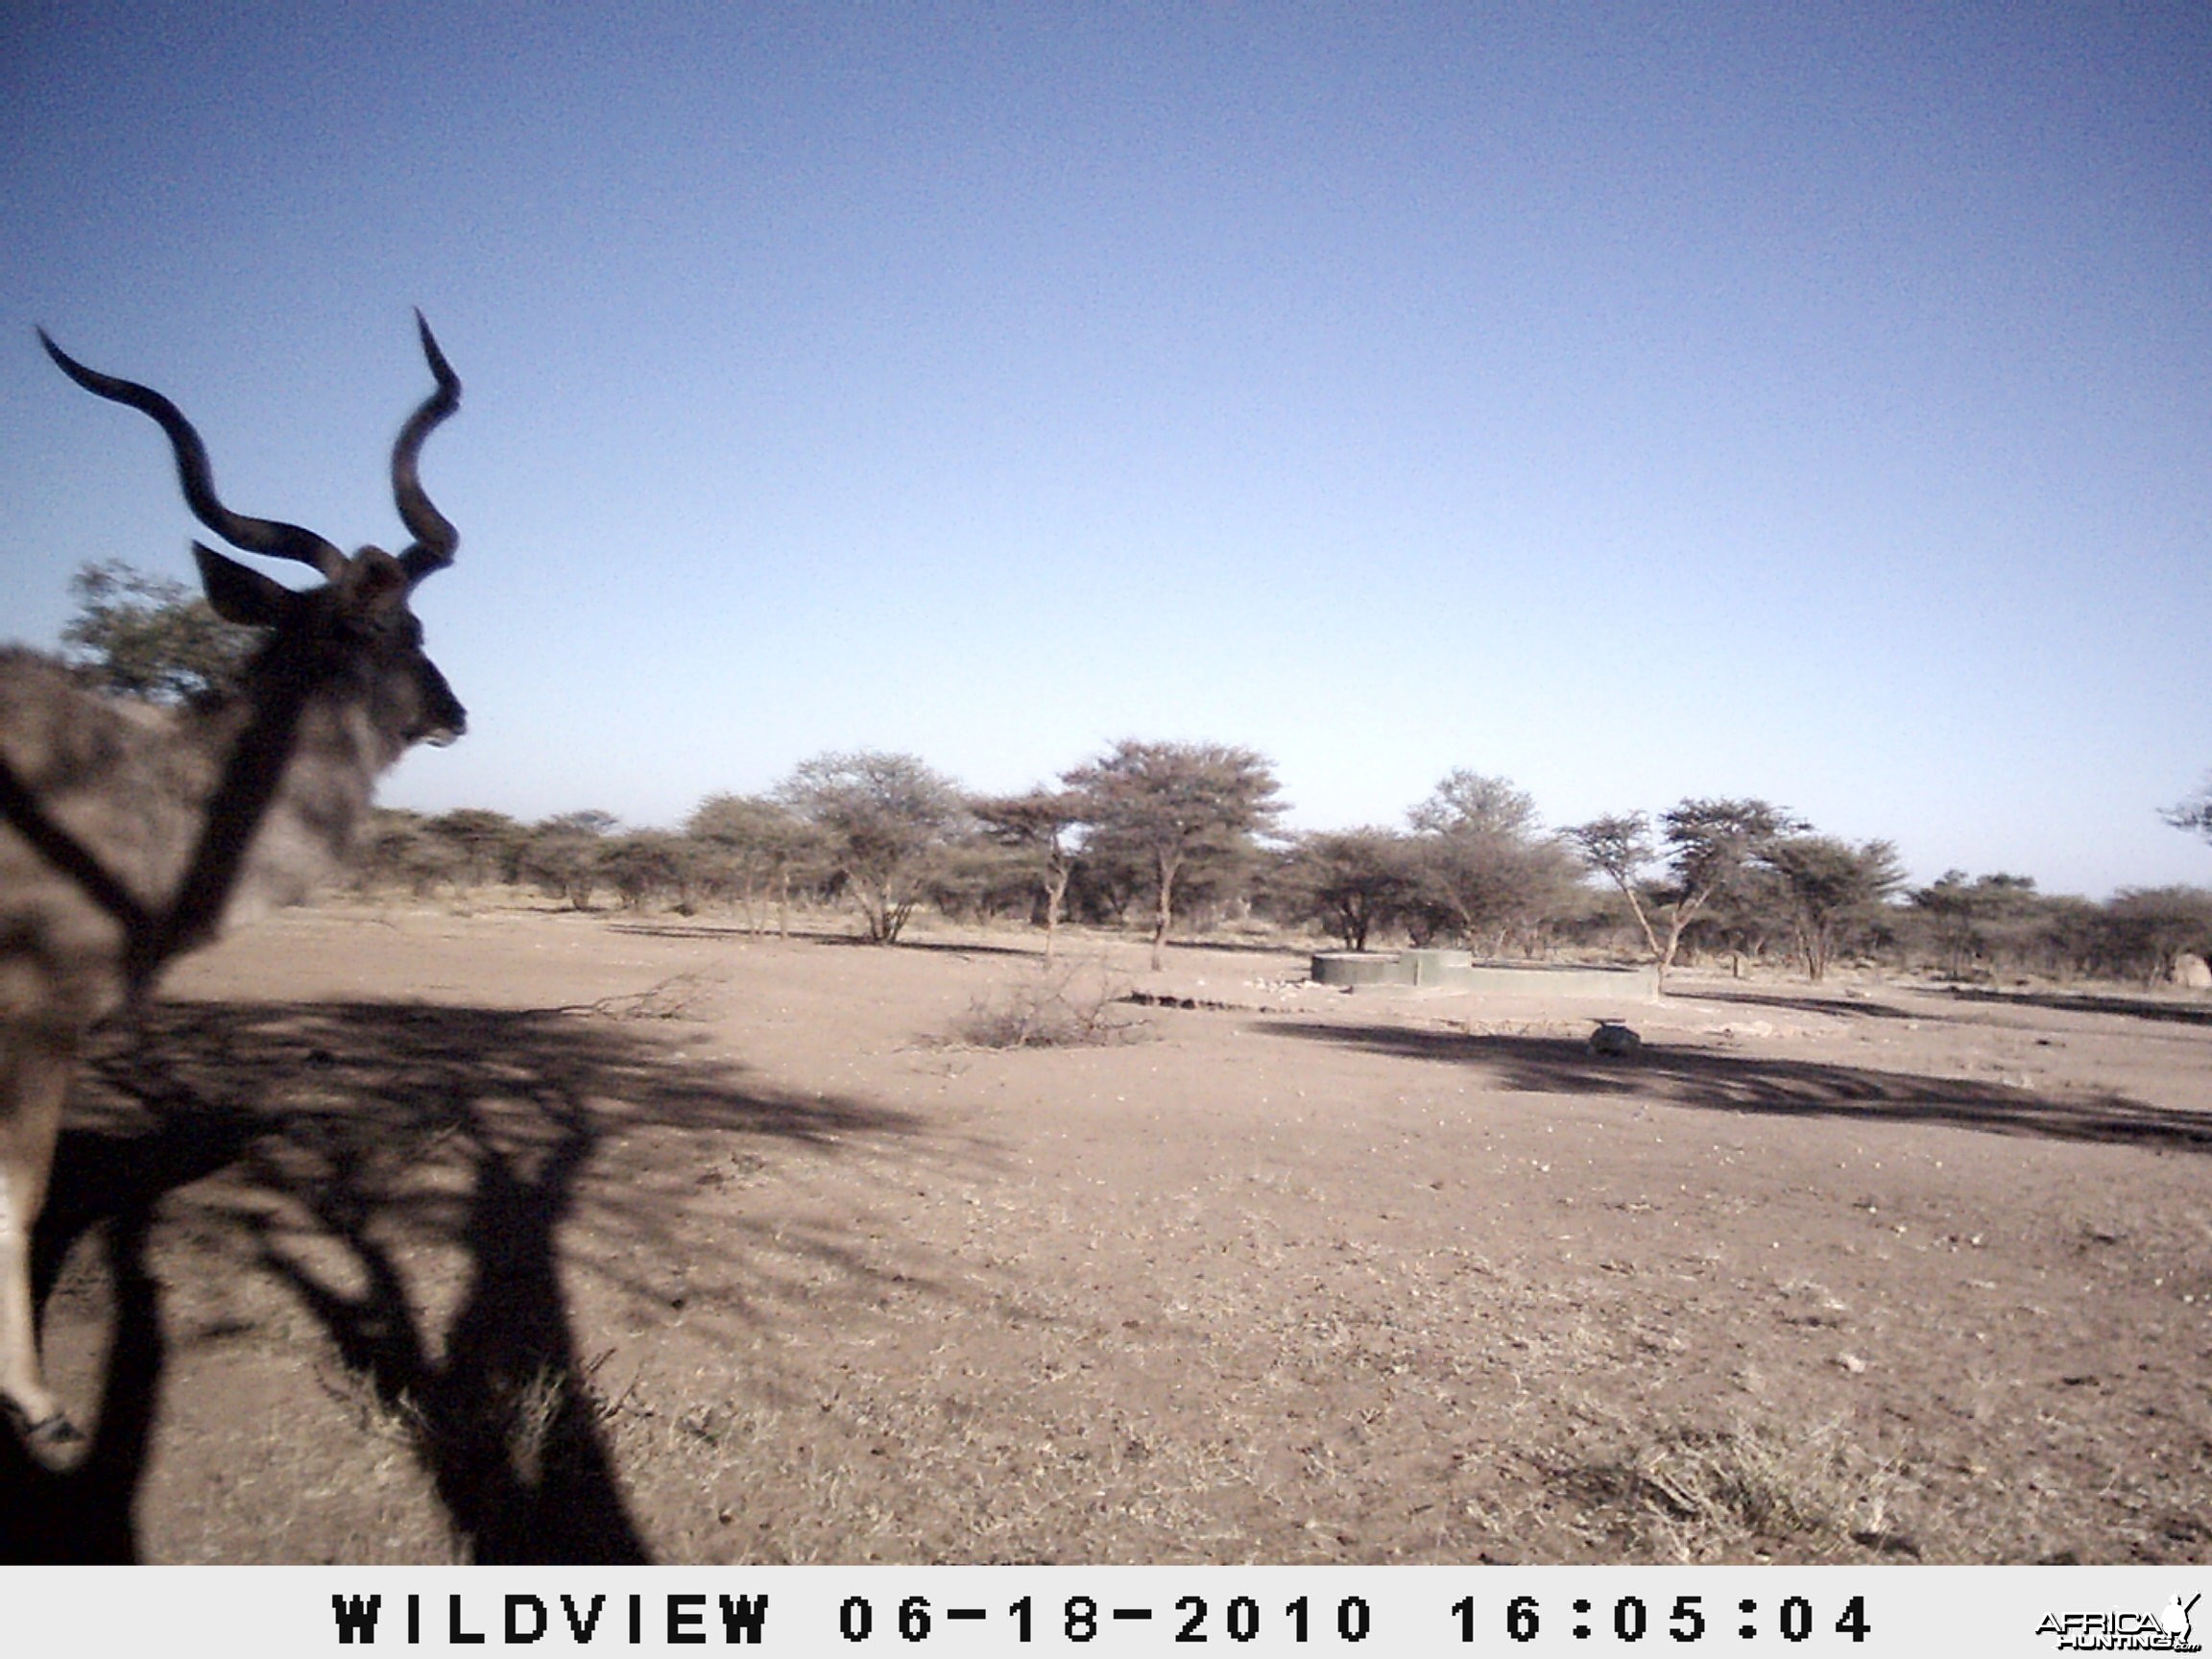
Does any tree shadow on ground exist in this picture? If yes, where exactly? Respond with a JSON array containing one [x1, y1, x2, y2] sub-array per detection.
[[603, 920, 853, 947], [603, 920, 1045, 961], [1263, 1020, 2212, 1153], [818, 934, 1040, 959], [1163, 936, 1310, 961], [0, 998, 922, 1564], [1674, 987, 1925, 1022], [1939, 984, 2212, 1028]]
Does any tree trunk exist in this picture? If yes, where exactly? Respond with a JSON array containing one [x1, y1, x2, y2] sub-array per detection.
[[1044, 867, 1070, 963], [1613, 881, 1666, 974], [1653, 888, 1718, 995], [1150, 850, 1180, 972]]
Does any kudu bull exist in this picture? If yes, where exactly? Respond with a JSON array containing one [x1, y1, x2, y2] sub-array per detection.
[[1, 316, 465, 1457]]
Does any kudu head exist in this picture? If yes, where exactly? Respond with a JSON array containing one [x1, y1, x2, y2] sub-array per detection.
[[37, 313, 467, 753]]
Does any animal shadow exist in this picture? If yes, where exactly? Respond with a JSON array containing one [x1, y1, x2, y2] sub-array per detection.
[[0, 996, 916, 1562]]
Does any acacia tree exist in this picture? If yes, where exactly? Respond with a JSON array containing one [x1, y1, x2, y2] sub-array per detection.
[[601, 830, 694, 911], [2098, 886, 2212, 985], [60, 558, 255, 703], [687, 793, 820, 933], [778, 751, 966, 943], [1062, 740, 1284, 970], [1568, 812, 1668, 965], [971, 788, 1086, 960], [355, 807, 453, 896], [1759, 834, 1905, 981], [1285, 827, 1417, 951], [1910, 870, 2043, 979], [1657, 798, 1801, 979], [1571, 799, 1800, 987], [424, 808, 526, 888], [2163, 777, 2212, 842], [520, 810, 619, 910], [1404, 771, 1579, 954]]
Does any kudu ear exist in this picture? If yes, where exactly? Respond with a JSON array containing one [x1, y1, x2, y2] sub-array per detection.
[[193, 541, 298, 628]]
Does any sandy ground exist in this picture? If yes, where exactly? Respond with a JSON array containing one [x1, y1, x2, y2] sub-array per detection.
[[6, 902, 2210, 1564]]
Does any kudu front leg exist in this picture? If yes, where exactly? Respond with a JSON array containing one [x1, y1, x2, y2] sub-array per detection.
[[0, 1023, 83, 1460]]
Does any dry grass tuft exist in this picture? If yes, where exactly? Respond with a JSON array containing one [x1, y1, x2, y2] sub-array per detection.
[[947, 959, 1150, 1050], [315, 1362, 428, 1447], [1559, 1416, 1904, 1561], [580, 973, 720, 1022]]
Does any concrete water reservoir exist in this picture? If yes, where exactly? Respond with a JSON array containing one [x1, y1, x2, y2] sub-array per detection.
[[1400, 948, 1473, 986], [1310, 951, 1408, 987], [1310, 950, 1659, 999]]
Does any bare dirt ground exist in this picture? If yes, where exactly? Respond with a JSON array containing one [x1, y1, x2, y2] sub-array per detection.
[[6, 902, 2210, 1564]]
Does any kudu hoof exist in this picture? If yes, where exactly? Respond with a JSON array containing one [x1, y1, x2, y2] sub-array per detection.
[[5, 1399, 85, 1469]]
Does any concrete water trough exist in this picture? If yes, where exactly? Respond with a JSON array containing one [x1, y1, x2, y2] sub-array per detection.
[[1310, 950, 1660, 999]]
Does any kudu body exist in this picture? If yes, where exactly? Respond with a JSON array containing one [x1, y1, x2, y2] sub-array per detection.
[[0, 317, 465, 1456]]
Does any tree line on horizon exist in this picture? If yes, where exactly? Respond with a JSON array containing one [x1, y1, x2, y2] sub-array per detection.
[[349, 755, 2212, 992], [48, 560, 2212, 989]]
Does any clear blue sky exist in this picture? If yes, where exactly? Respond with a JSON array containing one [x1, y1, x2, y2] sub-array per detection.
[[4, 3, 2207, 898]]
